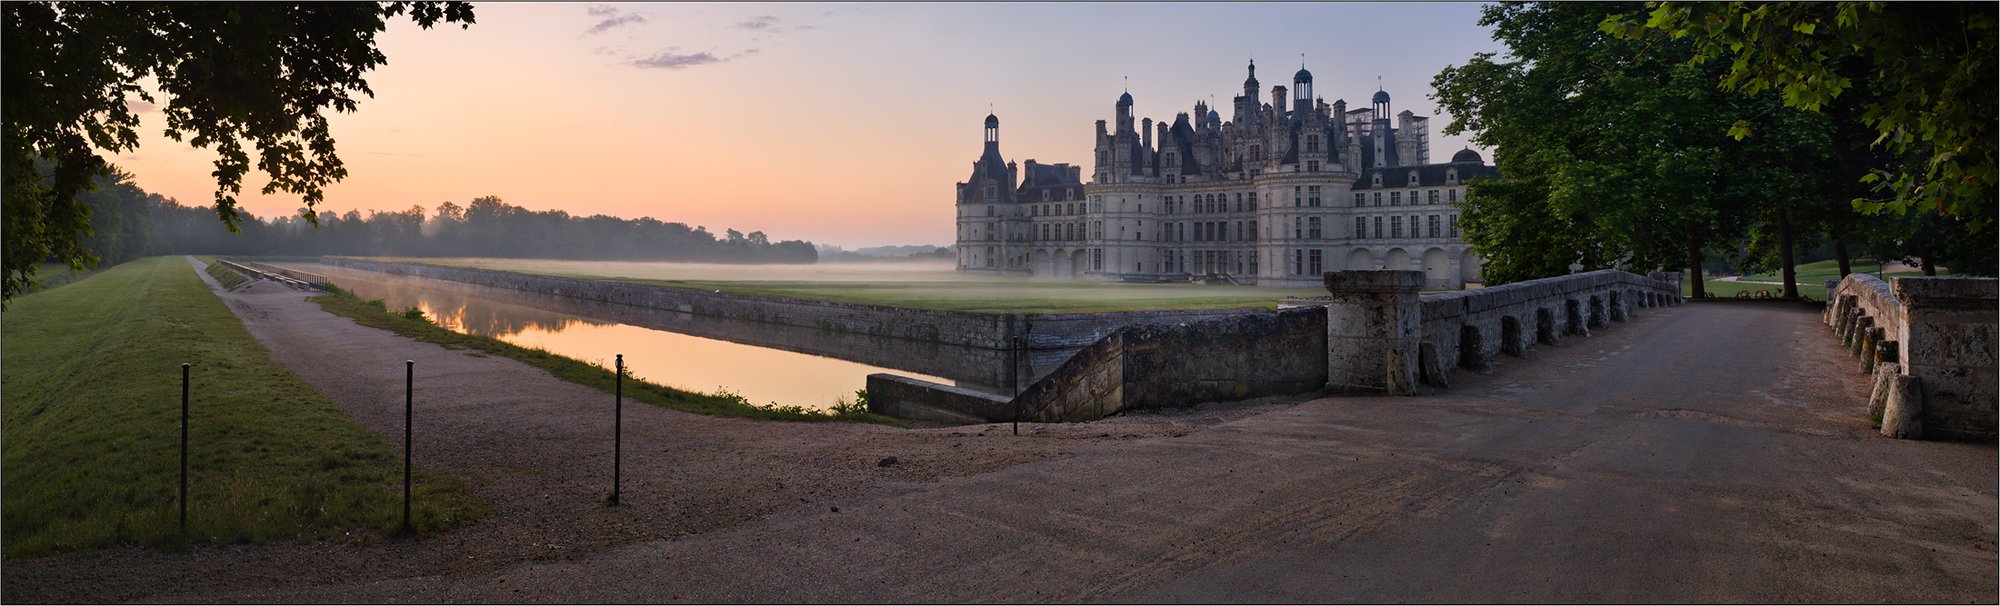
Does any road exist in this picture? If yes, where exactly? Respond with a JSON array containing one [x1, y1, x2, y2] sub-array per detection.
[[10, 265, 1994, 603]]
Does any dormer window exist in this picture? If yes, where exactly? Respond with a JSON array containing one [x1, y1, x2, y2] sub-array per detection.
[[1041, 190, 1050, 202], [1408, 171, 1420, 186], [1446, 169, 1459, 184], [1371, 174, 1382, 187]]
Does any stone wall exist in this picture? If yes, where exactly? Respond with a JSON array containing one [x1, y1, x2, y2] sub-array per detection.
[[321, 258, 1257, 351], [1414, 269, 1683, 388], [870, 308, 1328, 423], [1829, 274, 1997, 441], [863, 374, 1015, 425], [1321, 269, 1683, 394]]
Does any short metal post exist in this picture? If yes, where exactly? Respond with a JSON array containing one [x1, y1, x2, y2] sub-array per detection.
[[612, 354, 623, 505], [402, 359, 413, 533], [1012, 338, 1021, 436], [180, 363, 190, 531]]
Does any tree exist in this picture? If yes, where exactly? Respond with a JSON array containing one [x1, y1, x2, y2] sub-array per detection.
[[2, 1, 476, 302], [1608, 2, 1997, 230]]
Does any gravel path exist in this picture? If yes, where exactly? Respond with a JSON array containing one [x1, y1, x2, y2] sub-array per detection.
[[1, 258, 1287, 603], [7, 261, 1991, 602]]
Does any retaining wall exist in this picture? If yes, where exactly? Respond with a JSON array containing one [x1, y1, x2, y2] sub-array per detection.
[[321, 258, 1257, 351], [1828, 274, 1997, 441], [870, 308, 1328, 423]]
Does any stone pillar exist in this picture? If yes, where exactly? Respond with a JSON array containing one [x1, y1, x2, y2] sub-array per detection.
[[1324, 270, 1425, 395], [1891, 277, 1999, 441]]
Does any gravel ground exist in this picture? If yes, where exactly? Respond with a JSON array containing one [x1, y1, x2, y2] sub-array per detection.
[[5, 260, 1991, 603]]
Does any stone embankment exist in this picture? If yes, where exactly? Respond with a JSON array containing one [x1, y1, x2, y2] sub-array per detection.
[[871, 269, 1684, 423], [319, 258, 1254, 351], [1827, 274, 1997, 441]]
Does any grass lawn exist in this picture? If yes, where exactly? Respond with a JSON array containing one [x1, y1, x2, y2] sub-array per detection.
[[1, 257, 484, 558], [309, 288, 901, 425], [1696, 258, 1947, 301], [347, 257, 1331, 314]]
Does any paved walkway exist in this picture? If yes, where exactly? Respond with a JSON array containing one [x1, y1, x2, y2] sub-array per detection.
[[12, 262, 1994, 602]]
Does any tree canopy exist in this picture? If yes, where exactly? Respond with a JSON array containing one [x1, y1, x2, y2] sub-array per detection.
[[2, 1, 475, 302], [1606, 2, 1996, 227]]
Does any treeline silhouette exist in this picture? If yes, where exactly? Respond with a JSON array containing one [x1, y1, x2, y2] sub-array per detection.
[[69, 168, 819, 268]]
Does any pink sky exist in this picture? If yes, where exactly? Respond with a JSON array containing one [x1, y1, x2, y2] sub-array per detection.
[[111, 3, 1503, 248]]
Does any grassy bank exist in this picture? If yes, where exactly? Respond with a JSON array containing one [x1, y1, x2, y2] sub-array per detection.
[[344, 257, 1328, 314], [201, 258, 249, 289], [1687, 259, 1945, 301], [309, 288, 903, 426], [0, 257, 484, 558]]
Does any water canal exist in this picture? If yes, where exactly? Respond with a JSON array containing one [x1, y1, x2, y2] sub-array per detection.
[[292, 264, 1071, 411]]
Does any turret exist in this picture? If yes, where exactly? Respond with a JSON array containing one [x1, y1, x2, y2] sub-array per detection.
[[1293, 66, 1313, 112], [984, 113, 999, 151]]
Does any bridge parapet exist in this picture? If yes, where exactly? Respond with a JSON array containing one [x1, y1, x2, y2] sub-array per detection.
[[1325, 269, 1683, 394], [1830, 274, 1997, 441]]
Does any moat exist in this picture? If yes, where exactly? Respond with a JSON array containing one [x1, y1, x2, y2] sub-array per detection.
[[295, 263, 1072, 410]]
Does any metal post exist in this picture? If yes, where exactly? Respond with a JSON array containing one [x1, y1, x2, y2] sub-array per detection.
[[1012, 337, 1021, 436], [612, 354, 623, 505], [403, 359, 413, 533], [180, 363, 190, 531]]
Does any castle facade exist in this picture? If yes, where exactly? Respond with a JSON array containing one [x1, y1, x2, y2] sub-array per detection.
[[954, 61, 1497, 288]]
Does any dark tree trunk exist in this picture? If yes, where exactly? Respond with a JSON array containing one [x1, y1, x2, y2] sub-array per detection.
[[1834, 239, 1852, 277], [1778, 208, 1798, 299], [1687, 224, 1706, 298], [1923, 256, 1937, 275]]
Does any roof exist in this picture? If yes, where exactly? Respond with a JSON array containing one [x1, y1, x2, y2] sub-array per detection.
[[1294, 67, 1312, 82], [1372, 89, 1391, 104], [1451, 148, 1483, 164], [1350, 161, 1499, 190]]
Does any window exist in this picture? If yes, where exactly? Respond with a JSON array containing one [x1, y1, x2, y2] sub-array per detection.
[[1307, 160, 1319, 172], [1293, 186, 1302, 207], [1446, 169, 1459, 184], [1041, 190, 1050, 202], [1448, 188, 1459, 203], [1294, 217, 1304, 239], [1354, 193, 1366, 207], [986, 205, 994, 216], [1293, 249, 1304, 276], [1391, 216, 1403, 238], [1390, 192, 1401, 206], [1309, 249, 1323, 275], [1374, 216, 1384, 239], [1355, 216, 1367, 238], [1408, 171, 1420, 186], [1251, 145, 1262, 161], [1429, 215, 1441, 238], [1093, 248, 1103, 270], [985, 246, 995, 268], [1306, 135, 1320, 153], [1373, 192, 1382, 206], [1091, 221, 1103, 239], [1372, 174, 1382, 187], [1427, 190, 1440, 205], [1449, 215, 1459, 237], [1308, 185, 1321, 207], [1308, 217, 1322, 240]]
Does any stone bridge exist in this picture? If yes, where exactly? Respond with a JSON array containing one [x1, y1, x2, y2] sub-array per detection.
[[872, 269, 1996, 444]]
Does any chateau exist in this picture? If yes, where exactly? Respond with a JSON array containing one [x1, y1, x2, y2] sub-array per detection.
[[954, 61, 1497, 288]]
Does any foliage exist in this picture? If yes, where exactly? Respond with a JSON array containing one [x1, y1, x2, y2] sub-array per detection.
[[400, 306, 428, 322], [1607, 2, 1997, 228], [0, 257, 484, 558], [310, 289, 904, 426], [2, 2, 476, 303], [1432, 2, 1827, 286]]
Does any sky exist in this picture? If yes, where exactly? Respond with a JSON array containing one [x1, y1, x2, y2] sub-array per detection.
[[113, 2, 1508, 249]]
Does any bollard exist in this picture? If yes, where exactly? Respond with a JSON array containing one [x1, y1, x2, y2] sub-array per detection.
[[1011, 337, 1022, 436], [612, 354, 623, 505], [180, 363, 190, 532], [403, 359, 413, 533]]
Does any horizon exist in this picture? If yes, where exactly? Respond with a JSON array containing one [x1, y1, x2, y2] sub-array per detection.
[[106, 2, 1505, 250]]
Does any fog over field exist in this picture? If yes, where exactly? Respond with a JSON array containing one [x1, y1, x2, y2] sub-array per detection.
[[343, 257, 1332, 313]]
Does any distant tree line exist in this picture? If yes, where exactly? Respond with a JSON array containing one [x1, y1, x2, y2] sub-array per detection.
[[56, 167, 818, 274]]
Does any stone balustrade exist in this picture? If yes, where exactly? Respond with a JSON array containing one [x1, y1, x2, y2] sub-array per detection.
[[1828, 274, 1997, 441]]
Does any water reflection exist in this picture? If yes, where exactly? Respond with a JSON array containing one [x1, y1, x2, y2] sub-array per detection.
[[296, 264, 1069, 411]]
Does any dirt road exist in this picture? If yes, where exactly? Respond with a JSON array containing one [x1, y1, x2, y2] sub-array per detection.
[[8, 261, 1993, 602]]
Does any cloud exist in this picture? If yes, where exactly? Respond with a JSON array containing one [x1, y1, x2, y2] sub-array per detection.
[[587, 4, 618, 16], [586, 13, 645, 35], [629, 50, 722, 70], [124, 99, 159, 113], [736, 15, 779, 30], [625, 48, 759, 70]]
